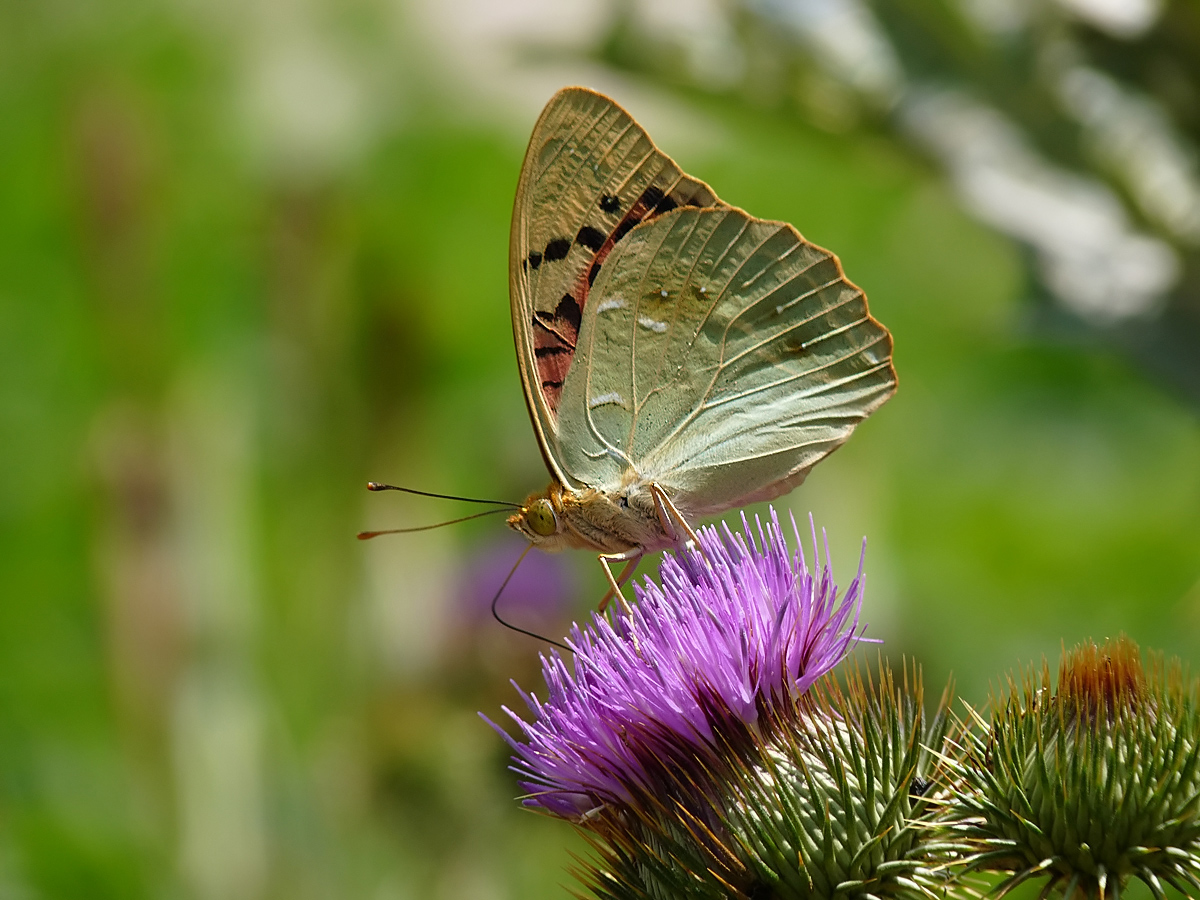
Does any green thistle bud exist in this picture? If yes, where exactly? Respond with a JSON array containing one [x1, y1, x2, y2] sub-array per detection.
[[938, 637, 1200, 899], [574, 663, 952, 900]]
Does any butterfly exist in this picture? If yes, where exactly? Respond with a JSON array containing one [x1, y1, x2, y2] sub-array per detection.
[[505, 87, 895, 603]]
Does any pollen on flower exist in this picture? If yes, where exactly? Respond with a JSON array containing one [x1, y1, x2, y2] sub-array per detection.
[[939, 636, 1200, 900], [1057, 634, 1144, 722]]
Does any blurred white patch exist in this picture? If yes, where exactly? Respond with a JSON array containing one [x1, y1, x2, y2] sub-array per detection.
[[903, 89, 1178, 323], [170, 371, 260, 640], [1054, 0, 1161, 37], [407, 0, 732, 161], [418, 0, 607, 57], [242, 35, 368, 180], [361, 503, 455, 678], [407, 0, 611, 119], [168, 369, 267, 900], [752, 0, 905, 106], [958, 0, 1032, 36], [174, 672, 267, 900], [634, 0, 746, 90], [1056, 65, 1200, 245]]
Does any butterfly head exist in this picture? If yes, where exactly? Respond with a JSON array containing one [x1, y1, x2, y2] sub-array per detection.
[[507, 487, 573, 550]]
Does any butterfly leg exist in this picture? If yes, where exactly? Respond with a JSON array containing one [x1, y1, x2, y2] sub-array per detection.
[[648, 483, 701, 550], [597, 550, 641, 613]]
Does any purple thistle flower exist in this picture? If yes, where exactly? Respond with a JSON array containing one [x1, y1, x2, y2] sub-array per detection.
[[485, 508, 871, 818]]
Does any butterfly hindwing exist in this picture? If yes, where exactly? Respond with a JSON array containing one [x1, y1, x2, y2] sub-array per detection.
[[555, 206, 896, 512], [510, 87, 725, 485]]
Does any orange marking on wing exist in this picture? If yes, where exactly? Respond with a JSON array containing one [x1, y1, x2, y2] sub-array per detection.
[[534, 313, 575, 414], [532, 183, 692, 417], [570, 193, 659, 313]]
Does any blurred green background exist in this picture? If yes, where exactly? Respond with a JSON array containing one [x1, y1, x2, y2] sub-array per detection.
[[2, 0, 1198, 897]]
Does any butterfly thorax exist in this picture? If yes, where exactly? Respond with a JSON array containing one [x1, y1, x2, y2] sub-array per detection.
[[507, 473, 674, 555]]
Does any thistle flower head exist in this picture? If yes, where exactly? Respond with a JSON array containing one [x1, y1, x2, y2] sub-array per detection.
[[939, 636, 1200, 899], [486, 511, 954, 899], [565, 661, 951, 900], [488, 509, 868, 817]]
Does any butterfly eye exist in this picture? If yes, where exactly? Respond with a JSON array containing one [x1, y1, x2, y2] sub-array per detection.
[[525, 499, 558, 537]]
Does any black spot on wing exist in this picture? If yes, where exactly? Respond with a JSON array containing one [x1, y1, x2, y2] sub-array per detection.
[[599, 194, 620, 214], [555, 294, 582, 332], [534, 345, 571, 357], [603, 183, 675, 250], [575, 225, 605, 252], [587, 261, 602, 286], [525, 250, 542, 271], [613, 218, 637, 244], [544, 238, 571, 261], [654, 194, 678, 215], [541, 379, 564, 390]]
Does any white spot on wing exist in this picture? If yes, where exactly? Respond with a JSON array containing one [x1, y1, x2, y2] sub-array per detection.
[[596, 297, 625, 314], [589, 392, 625, 409], [637, 316, 668, 333]]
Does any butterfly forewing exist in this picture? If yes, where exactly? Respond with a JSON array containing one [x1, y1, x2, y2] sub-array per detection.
[[510, 88, 726, 485], [556, 206, 895, 513]]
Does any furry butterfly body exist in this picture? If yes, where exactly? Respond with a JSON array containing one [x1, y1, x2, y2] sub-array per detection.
[[506, 88, 895, 591]]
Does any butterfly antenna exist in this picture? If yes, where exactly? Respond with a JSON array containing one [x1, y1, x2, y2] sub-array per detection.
[[491, 543, 570, 652], [366, 482, 520, 508], [357, 507, 512, 539]]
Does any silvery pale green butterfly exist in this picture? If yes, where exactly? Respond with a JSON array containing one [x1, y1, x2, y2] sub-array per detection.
[[504, 87, 896, 603]]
